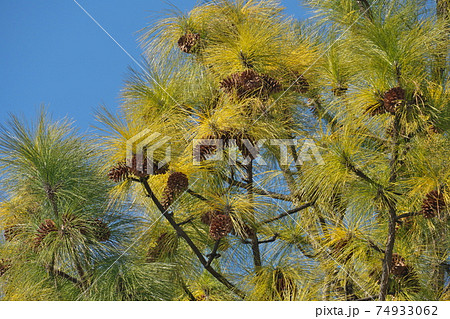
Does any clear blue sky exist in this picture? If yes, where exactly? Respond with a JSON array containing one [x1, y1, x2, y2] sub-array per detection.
[[0, 1, 310, 131]]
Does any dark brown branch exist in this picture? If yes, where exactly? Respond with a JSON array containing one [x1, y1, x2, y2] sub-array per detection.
[[346, 162, 383, 189], [296, 243, 317, 259], [177, 217, 194, 227], [139, 177, 246, 299], [379, 113, 402, 301], [367, 239, 385, 254], [242, 234, 278, 245], [179, 278, 196, 301], [225, 175, 291, 201], [245, 159, 262, 269], [396, 212, 420, 221], [46, 266, 82, 287], [206, 239, 221, 267], [260, 202, 314, 225], [187, 189, 208, 201]]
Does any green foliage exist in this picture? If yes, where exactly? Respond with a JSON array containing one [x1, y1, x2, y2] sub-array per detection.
[[1, 0, 448, 300]]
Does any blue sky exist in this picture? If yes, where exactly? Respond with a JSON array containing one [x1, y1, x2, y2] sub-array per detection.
[[0, 0, 310, 131]]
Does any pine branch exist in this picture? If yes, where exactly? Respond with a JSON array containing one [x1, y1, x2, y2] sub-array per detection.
[[224, 175, 292, 201], [242, 234, 278, 245], [179, 278, 196, 301], [396, 212, 420, 221], [379, 113, 402, 301], [260, 202, 314, 225], [46, 265, 82, 287], [245, 159, 262, 269], [206, 239, 221, 267], [186, 189, 208, 201], [139, 177, 246, 299]]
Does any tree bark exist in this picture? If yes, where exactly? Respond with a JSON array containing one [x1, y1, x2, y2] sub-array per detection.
[[246, 159, 262, 269]]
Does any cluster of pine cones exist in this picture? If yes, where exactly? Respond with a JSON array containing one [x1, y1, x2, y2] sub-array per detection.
[[33, 219, 58, 248], [220, 70, 281, 98], [3, 225, 20, 242], [108, 155, 168, 182], [33, 217, 111, 249]]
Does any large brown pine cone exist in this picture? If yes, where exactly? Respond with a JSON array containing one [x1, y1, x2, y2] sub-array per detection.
[[383, 87, 405, 114], [421, 190, 445, 218], [178, 32, 200, 53], [209, 214, 233, 240], [201, 211, 219, 225], [108, 161, 130, 182], [367, 87, 406, 116], [161, 172, 189, 210]]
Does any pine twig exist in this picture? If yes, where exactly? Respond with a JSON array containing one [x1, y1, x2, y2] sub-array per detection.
[[260, 202, 314, 225], [139, 177, 246, 299]]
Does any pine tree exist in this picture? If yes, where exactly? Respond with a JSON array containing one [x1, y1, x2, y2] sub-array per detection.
[[1, 0, 448, 301]]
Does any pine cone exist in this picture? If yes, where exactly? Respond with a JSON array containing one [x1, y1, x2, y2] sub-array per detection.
[[209, 213, 233, 240], [33, 219, 57, 248], [0, 258, 11, 277], [421, 190, 445, 218], [4, 225, 20, 241], [367, 87, 405, 116], [391, 253, 409, 277], [383, 87, 405, 114], [200, 211, 219, 225], [194, 134, 220, 161], [178, 32, 200, 53], [108, 156, 169, 182], [220, 70, 281, 98], [108, 161, 130, 182], [272, 269, 295, 300], [161, 172, 189, 210]]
